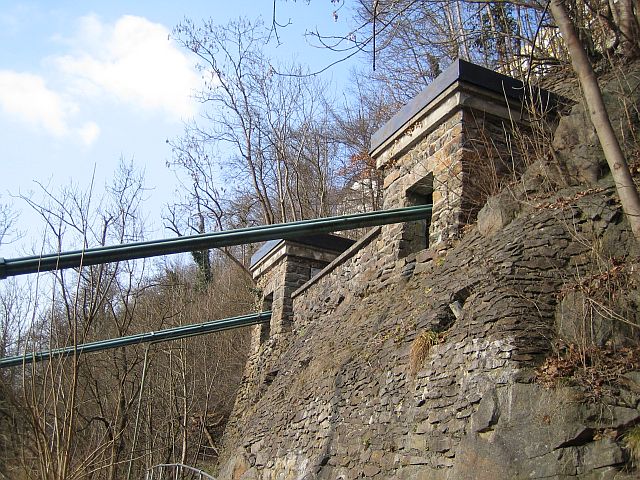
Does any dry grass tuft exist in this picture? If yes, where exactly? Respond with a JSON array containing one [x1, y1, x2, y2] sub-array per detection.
[[624, 426, 640, 467], [409, 330, 441, 378]]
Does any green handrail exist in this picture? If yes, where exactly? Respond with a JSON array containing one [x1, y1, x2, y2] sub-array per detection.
[[0, 311, 271, 368], [0, 205, 432, 279]]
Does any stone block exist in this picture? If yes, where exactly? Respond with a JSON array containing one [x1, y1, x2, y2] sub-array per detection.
[[395, 466, 447, 480], [407, 433, 427, 451], [580, 438, 624, 471], [477, 191, 520, 236], [426, 435, 452, 453], [363, 464, 381, 477]]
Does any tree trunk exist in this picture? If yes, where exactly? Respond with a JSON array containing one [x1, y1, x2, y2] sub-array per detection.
[[618, 0, 640, 57], [550, 0, 640, 241]]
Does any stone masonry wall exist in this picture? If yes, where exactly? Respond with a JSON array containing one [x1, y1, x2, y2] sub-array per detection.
[[381, 111, 463, 254], [219, 181, 640, 479], [460, 108, 527, 218], [292, 228, 389, 332], [232, 252, 329, 430], [252, 251, 330, 345], [252, 256, 287, 345]]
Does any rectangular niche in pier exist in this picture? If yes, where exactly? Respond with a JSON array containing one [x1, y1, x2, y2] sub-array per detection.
[[400, 174, 433, 257], [260, 292, 273, 344]]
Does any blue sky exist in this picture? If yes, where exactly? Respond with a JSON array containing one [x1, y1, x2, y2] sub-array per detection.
[[0, 0, 357, 258]]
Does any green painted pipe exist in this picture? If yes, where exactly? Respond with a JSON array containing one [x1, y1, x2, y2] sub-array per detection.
[[0, 311, 271, 368], [0, 205, 432, 279]]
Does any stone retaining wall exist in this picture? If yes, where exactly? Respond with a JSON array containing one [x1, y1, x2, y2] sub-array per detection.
[[216, 62, 640, 480], [220, 183, 639, 479]]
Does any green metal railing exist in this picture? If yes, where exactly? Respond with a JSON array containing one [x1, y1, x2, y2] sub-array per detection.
[[0, 311, 271, 368], [0, 204, 432, 369], [0, 205, 432, 279]]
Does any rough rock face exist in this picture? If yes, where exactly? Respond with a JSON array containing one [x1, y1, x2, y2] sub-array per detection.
[[219, 177, 640, 479], [552, 63, 640, 186]]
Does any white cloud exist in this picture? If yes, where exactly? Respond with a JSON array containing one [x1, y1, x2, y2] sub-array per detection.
[[54, 15, 199, 120], [0, 14, 195, 145], [0, 71, 100, 145], [77, 121, 100, 146], [0, 70, 74, 137]]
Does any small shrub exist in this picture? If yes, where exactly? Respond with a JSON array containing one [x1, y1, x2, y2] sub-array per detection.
[[535, 342, 640, 401]]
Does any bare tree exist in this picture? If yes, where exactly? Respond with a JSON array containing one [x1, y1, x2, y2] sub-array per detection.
[[125, 262, 252, 472], [0, 196, 18, 247], [616, 0, 640, 56], [173, 17, 278, 225], [165, 130, 226, 284], [3, 157, 255, 478], [170, 16, 345, 238], [330, 76, 394, 213], [14, 160, 151, 480], [312, 0, 561, 103]]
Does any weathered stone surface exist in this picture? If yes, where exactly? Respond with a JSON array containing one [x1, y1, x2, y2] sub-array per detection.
[[552, 63, 640, 186], [217, 448, 252, 480], [580, 438, 625, 471], [363, 464, 381, 477], [556, 290, 613, 346], [477, 190, 520, 236], [451, 383, 590, 478], [395, 466, 447, 480], [553, 102, 605, 185], [238, 468, 258, 480]]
